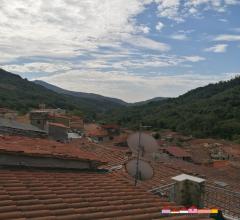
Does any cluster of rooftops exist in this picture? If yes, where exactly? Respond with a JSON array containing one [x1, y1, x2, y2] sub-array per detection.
[[0, 107, 239, 219], [0, 134, 217, 220]]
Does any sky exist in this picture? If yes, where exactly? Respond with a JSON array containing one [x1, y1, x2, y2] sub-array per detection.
[[0, 0, 240, 102]]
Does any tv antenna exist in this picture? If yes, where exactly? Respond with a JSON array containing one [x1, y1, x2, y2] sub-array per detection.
[[127, 125, 158, 185]]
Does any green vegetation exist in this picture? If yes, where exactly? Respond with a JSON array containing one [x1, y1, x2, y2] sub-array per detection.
[[0, 69, 124, 120], [1, 68, 240, 141], [104, 76, 240, 141]]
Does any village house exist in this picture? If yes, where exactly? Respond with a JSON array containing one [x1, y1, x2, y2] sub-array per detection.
[[29, 109, 49, 130], [48, 122, 70, 142], [113, 133, 128, 147], [162, 146, 192, 162], [69, 115, 84, 133], [88, 127, 110, 143], [101, 124, 120, 138]]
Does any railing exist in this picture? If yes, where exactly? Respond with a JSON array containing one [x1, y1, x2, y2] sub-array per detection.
[[204, 184, 240, 219], [149, 182, 175, 202], [149, 183, 240, 219]]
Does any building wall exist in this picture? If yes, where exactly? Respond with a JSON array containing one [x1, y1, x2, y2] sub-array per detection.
[[0, 153, 92, 169], [48, 125, 68, 142], [0, 126, 47, 138], [30, 112, 48, 130]]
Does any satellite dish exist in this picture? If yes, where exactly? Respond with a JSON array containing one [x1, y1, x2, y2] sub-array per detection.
[[127, 132, 159, 157], [125, 159, 154, 181]]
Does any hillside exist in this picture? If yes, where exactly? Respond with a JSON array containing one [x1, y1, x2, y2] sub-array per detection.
[[0, 69, 125, 119], [34, 80, 128, 106], [132, 97, 168, 106], [105, 76, 240, 141]]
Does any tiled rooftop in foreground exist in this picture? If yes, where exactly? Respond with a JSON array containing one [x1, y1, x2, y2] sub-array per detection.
[[0, 168, 211, 220], [0, 135, 213, 220]]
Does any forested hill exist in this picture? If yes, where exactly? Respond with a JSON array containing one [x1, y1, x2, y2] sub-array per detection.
[[0, 68, 125, 119], [105, 76, 240, 141]]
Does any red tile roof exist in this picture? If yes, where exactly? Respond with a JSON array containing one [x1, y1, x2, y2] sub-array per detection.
[[0, 135, 106, 163], [74, 140, 240, 192], [165, 146, 191, 158], [88, 128, 109, 137], [0, 168, 210, 220], [48, 122, 69, 129]]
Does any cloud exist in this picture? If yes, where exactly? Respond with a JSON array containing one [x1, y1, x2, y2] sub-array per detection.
[[204, 44, 228, 53], [184, 56, 205, 62], [156, 21, 164, 31], [0, 0, 150, 63], [2, 62, 72, 73], [214, 35, 240, 41], [138, 25, 151, 34], [126, 36, 170, 51], [155, 0, 182, 21], [154, 0, 239, 21], [170, 34, 188, 40]]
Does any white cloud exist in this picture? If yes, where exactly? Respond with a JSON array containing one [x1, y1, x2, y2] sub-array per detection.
[[2, 62, 72, 73], [0, 0, 151, 63], [214, 35, 240, 41], [138, 25, 151, 34], [170, 34, 188, 40], [204, 44, 228, 53], [156, 21, 164, 31], [184, 56, 205, 62], [154, 0, 239, 21], [155, 0, 182, 21], [127, 36, 170, 51]]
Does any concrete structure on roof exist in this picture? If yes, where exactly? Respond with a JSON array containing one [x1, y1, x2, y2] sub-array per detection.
[[29, 107, 69, 130], [172, 174, 205, 208], [0, 118, 47, 138], [29, 110, 49, 130], [38, 103, 66, 115]]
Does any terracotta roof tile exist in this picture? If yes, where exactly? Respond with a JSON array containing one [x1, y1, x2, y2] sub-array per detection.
[[0, 135, 106, 164], [165, 146, 191, 158], [48, 122, 69, 128], [0, 168, 210, 220]]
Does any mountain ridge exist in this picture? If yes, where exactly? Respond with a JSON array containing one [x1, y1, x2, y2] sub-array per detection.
[[0, 68, 125, 119], [33, 80, 168, 106], [104, 76, 240, 141]]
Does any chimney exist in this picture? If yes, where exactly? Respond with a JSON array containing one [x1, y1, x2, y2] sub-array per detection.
[[171, 174, 205, 208]]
